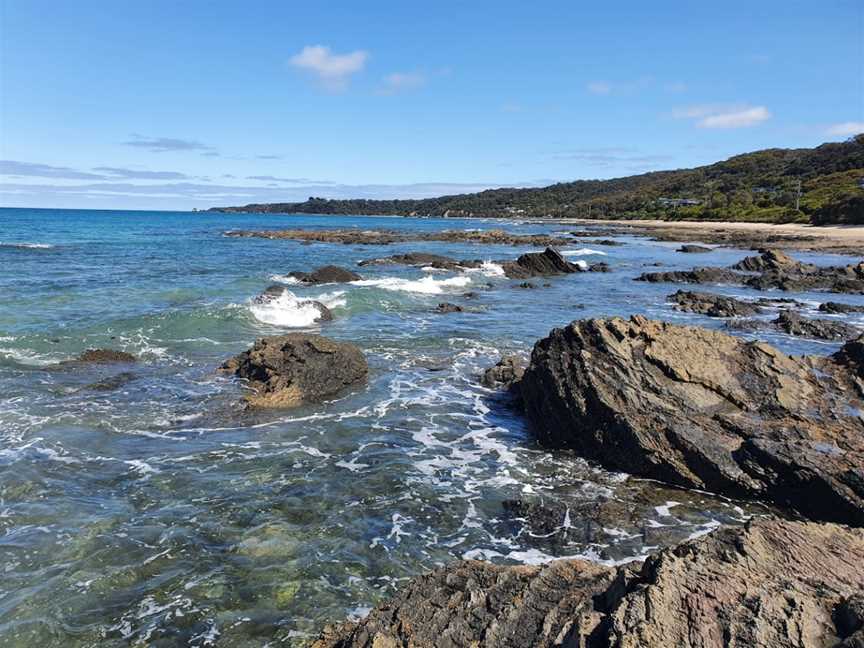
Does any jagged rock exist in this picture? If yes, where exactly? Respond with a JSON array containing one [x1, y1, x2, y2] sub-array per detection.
[[287, 265, 361, 284], [732, 248, 811, 272], [435, 302, 464, 314], [774, 310, 860, 341], [677, 244, 712, 253], [821, 302, 864, 314], [517, 315, 864, 525], [253, 286, 333, 322], [221, 334, 367, 408], [588, 262, 611, 272], [481, 355, 525, 390], [637, 267, 742, 285], [75, 349, 137, 363], [668, 290, 762, 318], [502, 247, 581, 279], [312, 518, 864, 648], [359, 252, 464, 269]]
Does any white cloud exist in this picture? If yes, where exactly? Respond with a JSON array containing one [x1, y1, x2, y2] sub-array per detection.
[[380, 71, 425, 94], [673, 104, 771, 129], [289, 45, 369, 91], [825, 121, 864, 137], [587, 81, 613, 95]]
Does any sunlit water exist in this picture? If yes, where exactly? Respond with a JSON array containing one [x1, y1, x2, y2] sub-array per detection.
[[1, 208, 862, 646]]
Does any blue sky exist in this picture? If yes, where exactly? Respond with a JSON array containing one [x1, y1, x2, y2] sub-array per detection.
[[1, 0, 862, 210]]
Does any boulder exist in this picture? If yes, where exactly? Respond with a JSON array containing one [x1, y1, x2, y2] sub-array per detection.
[[501, 247, 581, 279], [774, 310, 860, 341], [677, 244, 712, 253], [668, 290, 762, 318], [732, 248, 810, 272], [517, 315, 864, 525], [820, 301, 864, 314], [75, 349, 137, 363], [287, 265, 361, 284], [481, 355, 525, 391], [312, 518, 864, 648], [637, 267, 741, 285], [221, 334, 367, 408]]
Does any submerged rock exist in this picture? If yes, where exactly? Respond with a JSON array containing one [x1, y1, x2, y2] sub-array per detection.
[[677, 244, 712, 253], [312, 518, 864, 648], [358, 252, 480, 270], [75, 349, 137, 363], [517, 316, 864, 525], [637, 267, 741, 285], [774, 310, 860, 341], [253, 285, 333, 322], [287, 265, 361, 284], [435, 302, 464, 314], [221, 334, 367, 408], [668, 290, 762, 318], [84, 371, 137, 391]]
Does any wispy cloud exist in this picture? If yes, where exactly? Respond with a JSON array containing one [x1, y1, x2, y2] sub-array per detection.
[[379, 71, 425, 95], [289, 45, 369, 91], [93, 166, 190, 180], [673, 104, 771, 128], [0, 160, 106, 180], [586, 77, 656, 96], [586, 81, 613, 95], [825, 122, 864, 137], [550, 147, 673, 170], [246, 175, 335, 185], [122, 134, 216, 154], [256, 154, 283, 160]]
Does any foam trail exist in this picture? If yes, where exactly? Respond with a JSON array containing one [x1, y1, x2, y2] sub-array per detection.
[[351, 275, 472, 294], [249, 289, 337, 327], [561, 248, 607, 256], [0, 242, 55, 249]]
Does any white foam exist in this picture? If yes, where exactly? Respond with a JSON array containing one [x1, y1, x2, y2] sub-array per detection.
[[351, 275, 472, 294], [464, 261, 505, 277], [562, 248, 607, 256], [249, 289, 335, 327], [0, 242, 54, 249], [269, 274, 302, 285]]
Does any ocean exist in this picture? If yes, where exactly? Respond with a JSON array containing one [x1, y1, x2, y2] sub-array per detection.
[[1, 207, 862, 646]]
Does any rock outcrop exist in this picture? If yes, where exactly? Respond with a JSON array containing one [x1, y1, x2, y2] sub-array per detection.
[[287, 265, 361, 284], [774, 310, 860, 341], [221, 334, 367, 408], [226, 228, 571, 247], [501, 247, 582, 279], [75, 349, 137, 363], [668, 290, 762, 318], [821, 301, 864, 314], [435, 302, 464, 314], [481, 355, 525, 391], [517, 316, 864, 525], [638, 249, 864, 294], [312, 518, 864, 648], [358, 252, 481, 270], [677, 244, 712, 253]]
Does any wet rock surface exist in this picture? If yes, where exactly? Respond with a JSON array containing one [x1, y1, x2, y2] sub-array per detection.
[[517, 316, 864, 525], [821, 301, 864, 314], [357, 252, 482, 270], [435, 302, 464, 314], [312, 518, 864, 648], [287, 265, 362, 284], [774, 310, 860, 340], [501, 247, 582, 279], [677, 244, 712, 253], [74, 349, 137, 363], [481, 355, 525, 391], [221, 334, 367, 408], [668, 290, 762, 318]]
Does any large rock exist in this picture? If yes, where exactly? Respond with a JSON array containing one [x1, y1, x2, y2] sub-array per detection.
[[221, 334, 367, 408], [312, 518, 864, 648], [288, 265, 361, 284], [820, 301, 864, 314], [481, 355, 525, 391], [517, 316, 864, 525], [668, 290, 762, 318], [637, 267, 742, 285], [502, 247, 581, 279], [731, 248, 812, 273]]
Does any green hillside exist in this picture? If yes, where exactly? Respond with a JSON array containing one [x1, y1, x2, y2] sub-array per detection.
[[211, 135, 864, 224]]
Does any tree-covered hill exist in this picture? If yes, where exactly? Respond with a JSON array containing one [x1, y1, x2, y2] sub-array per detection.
[[210, 135, 864, 224]]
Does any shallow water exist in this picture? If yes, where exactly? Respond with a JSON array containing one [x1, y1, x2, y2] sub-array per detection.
[[1, 208, 862, 646]]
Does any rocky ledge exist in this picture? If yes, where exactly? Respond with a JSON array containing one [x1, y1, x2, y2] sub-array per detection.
[[638, 248, 864, 294], [287, 265, 362, 284], [516, 315, 864, 525], [313, 518, 864, 648], [221, 334, 367, 408]]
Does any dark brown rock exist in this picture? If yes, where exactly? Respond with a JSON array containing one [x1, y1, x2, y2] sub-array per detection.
[[501, 247, 581, 279], [312, 518, 864, 648], [481, 355, 525, 390], [732, 248, 811, 272], [221, 334, 367, 408], [637, 267, 742, 285], [75, 349, 137, 363], [435, 302, 464, 314], [668, 290, 762, 318], [677, 244, 712, 253], [517, 315, 864, 525], [288, 265, 361, 284]]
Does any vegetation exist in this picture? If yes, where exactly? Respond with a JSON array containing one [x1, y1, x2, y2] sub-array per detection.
[[211, 136, 864, 224]]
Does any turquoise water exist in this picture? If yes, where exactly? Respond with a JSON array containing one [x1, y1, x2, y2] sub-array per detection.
[[1, 208, 862, 646]]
